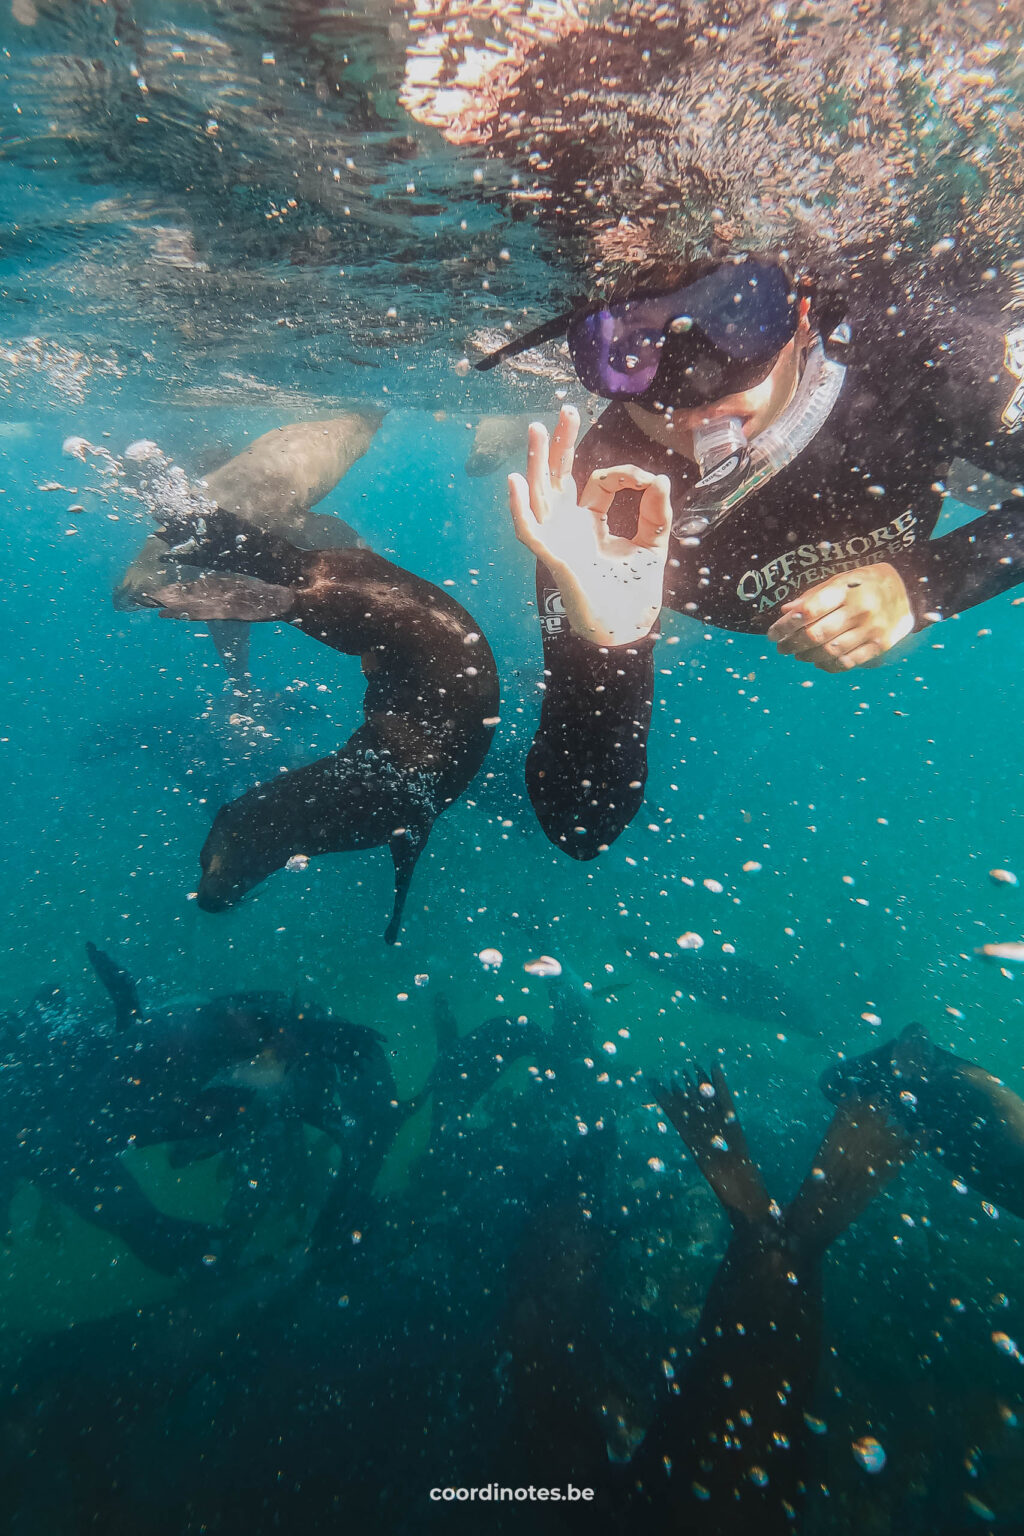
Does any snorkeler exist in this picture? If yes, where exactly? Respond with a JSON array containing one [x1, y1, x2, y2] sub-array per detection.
[[482, 254, 1024, 855]]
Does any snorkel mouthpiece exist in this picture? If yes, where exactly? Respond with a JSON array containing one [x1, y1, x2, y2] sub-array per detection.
[[692, 416, 750, 489]]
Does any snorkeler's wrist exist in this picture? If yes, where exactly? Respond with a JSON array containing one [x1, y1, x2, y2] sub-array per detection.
[[892, 551, 950, 630], [545, 567, 660, 647], [561, 597, 660, 648]]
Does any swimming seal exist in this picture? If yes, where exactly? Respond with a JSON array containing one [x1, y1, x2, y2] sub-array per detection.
[[464, 413, 545, 478], [115, 411, 383, 609], [115, 411, 384, 686], [146, 504, 499, 943], [821, 1023, 1024, 1219], [0, 944, 395, 1274], [632, 1066, 908, 1533]]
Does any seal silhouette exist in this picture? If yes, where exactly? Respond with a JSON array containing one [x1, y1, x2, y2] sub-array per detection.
[[146, 504, 498, 942], [822, 1023, 1024, 1219], [115, 412, 384, 685], [115, 411, 384, 609]]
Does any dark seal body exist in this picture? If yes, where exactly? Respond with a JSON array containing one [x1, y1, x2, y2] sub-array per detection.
[[636, 946, 818, 1038], [0, 946, 394, 1275], [821, 1024, 1024, 1218], [150, 508, 499, 941], [629, 1067, 907, 1535]]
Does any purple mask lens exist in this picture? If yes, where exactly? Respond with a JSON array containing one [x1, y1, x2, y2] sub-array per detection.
[[567, 259, 796, 402], [568, 299, 669, 396]]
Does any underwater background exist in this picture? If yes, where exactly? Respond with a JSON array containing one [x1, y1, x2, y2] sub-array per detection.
[[2, 2, 1024, 1532]]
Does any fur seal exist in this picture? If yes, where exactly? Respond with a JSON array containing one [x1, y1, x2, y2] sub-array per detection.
[[464, 413, 547, 478], [636, 945, 819, 1038], [114, 412, 385, 686], [145, 504, 498, 943], [0, 944, 393, 1275], [631, 1066, 908, 1533], [198, 411, 384, 527], [403, 993, 546, 1137], [821, 1023, 1024, 1218]]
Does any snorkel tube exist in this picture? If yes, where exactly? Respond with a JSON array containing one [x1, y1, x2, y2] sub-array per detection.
[[676, 333, 848, 537], [691, 416, 751, 494], [750, 329, 848, 475]]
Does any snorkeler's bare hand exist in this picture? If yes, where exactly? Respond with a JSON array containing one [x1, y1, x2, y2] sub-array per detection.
[[508, 405, 672, 647], [767, 563, 914, 672]]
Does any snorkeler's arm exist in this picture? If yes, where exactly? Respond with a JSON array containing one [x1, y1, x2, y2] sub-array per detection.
[[509, 406, 665, 853], [871, 268, 1024, 622], [526, 558, 654, 858], [924, 270, 1024, 483]]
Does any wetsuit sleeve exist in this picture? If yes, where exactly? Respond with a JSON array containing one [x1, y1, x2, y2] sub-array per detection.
[[900, 498, 1024, 623], [525, 561, 653, 858], [925, 274, 1024, 482], [880, 271, 1024, 620]]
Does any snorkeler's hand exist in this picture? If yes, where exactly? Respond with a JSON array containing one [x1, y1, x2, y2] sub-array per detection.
[[508, 406, 672, 647], [767, 563, 914, 672]]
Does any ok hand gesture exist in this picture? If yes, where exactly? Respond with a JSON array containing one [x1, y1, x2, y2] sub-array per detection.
[[508, 405, 672, 648]]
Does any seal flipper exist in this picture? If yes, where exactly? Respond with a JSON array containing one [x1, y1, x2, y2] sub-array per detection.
[[208, 619, 251, 689], [85, 942, 140, 1033], [145, 575, 295, 624], [786, 1098, 911, 1255], [653, 1064, 773, 1225], [384, 824, 429, 945]]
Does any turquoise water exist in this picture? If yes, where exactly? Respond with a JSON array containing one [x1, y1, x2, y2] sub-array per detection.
[[3, 4, 1024, 1533]]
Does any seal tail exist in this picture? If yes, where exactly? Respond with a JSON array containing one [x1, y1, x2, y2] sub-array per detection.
[[384, 825, 429, 945], [785, 1098, 911, 1256], [652, 1064, 773, 1225], [85, 942, 141, 1033]]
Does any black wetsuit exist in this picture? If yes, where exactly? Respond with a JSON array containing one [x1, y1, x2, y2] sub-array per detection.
[[529, 261, 1024, 857]]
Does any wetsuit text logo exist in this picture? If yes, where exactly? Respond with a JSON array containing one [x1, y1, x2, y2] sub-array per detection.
[[736, 511, 918, 612]]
